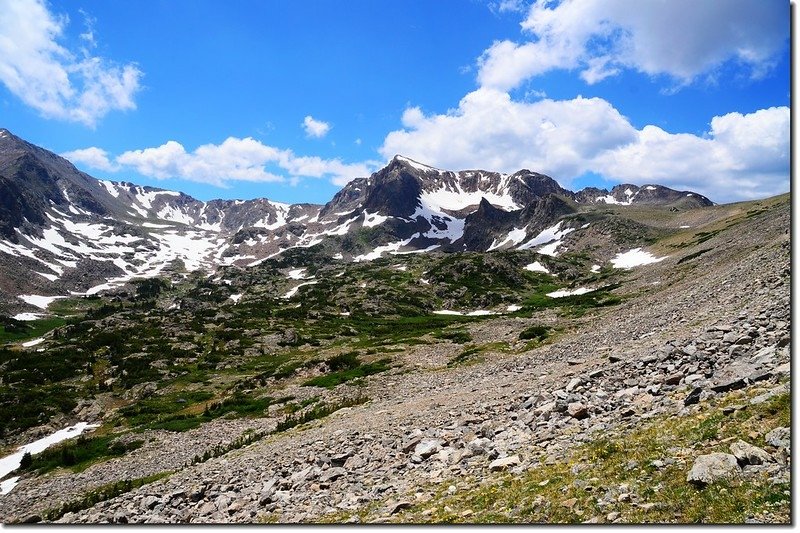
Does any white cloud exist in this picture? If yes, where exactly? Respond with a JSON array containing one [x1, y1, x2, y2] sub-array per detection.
[[595, 106, 790, 201], [379, 89, 788, 203], [302, 115, 331, 138], [478, 0, 787, 91], [489, 0, 527, 14], [0, 0, 142, 126], [72, 137, 379, 188], [381, 88, 636, 179], [61, 146, 117, 172]]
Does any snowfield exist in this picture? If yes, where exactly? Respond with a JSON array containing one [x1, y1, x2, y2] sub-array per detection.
[[0, 423, 99, 495], [546, 287, 594, 298], [610, 248, 668, 269]]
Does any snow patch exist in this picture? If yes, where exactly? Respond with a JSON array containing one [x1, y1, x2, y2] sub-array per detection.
[[12, 313, 43, 321], [21, 337, 45, 347], [353, 238, 414, 262], [419, 183, 519, 212], [506, 304, 522, 312], [0, 422, 99, 495], [596, 194, 632, 206], [282, 281, 318, 299], [487, 226, 528, 251], [546, 287, 594, 298], [35, 271, 59, 281], [395, 155, 441, 173], [100, 180, 120, 198], [610, 248, 668, 269], [229, 294, 242, 304], [19, 294, 63, 309], [432, 309, 496, 316], [362, 211, 389, 228], [537, 241, 562, 256], [518, 222, 574, 250], [590, 264, 601, 273], [524, 261, 549, 274], [286, 268, 309, 280]]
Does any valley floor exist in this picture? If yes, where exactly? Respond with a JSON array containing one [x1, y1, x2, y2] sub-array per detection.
[[0, 198, 791, 524]]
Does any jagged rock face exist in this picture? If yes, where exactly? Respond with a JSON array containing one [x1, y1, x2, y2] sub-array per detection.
[[574, 183, 713, 208], [0, 130, 716, 312]]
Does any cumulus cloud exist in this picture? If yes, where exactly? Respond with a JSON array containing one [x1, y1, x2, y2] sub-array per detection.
[[381, 88, 636, 178], [595, 106, 790, 201], [69, 137, 379, 188], [379, 89, 788, 203], [0, 0, 143, 126], [61, 146, 117, 172], [478, 0, 787, 91], [302, 115, 331, 138]]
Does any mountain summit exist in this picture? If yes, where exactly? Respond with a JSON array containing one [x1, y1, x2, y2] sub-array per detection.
[[0, 129, 712, 312]]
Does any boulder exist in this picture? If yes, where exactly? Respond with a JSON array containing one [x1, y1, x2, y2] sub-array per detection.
[[730, 440, 774, 465], [489, 455, 520, 471], [567, 402, 589, 420], [413, 439, 443, 459], [686, 453, 740, 485], [764, 427, 790, 449], [467, 437, 493, 455], [320, 467, 347, 482]]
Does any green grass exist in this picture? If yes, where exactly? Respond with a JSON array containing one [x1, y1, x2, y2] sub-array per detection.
[[118, 390, 214, 429], [518, 325, 550, 341], [447, 346, 483, 368], [20, 435, 143, 474], [274, 395, 369, 432], [0, 317, 66, 344], [302, 358, 392, 388], [433, 329, 472, 343], [118, 389, 293, 432], [677, 248, 712, 265], [522, 284, 622, 317]]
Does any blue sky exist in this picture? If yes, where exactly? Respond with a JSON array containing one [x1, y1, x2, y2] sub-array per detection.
[[0, 0, 791, 204]]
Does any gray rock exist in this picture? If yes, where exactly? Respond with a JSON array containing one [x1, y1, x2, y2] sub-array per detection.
[[489, 455, 520, 471], [389, 501, 414, 515], [467, 437, 493, 455], [197, 501, 217, 516], [413, 439, 443, 459], [320, 467, 347, 482], [142, 496, 160, 510], [687, 453, 741, 485], [730, 440, 774, 465], [750, 382, 789, 405], [764, 427, 790, 449], [566, 377, 582, 392], [567, 402, 589, 420], [535, 401, 557, 416], [710, 362, 754, 392], [684, 387, 703, 406]]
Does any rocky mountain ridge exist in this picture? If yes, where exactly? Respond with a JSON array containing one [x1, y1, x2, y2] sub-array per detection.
[[0, 129, 712, 313]]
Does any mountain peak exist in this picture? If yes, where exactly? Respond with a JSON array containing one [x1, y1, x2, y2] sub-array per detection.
[[390, 155, 441, 173]]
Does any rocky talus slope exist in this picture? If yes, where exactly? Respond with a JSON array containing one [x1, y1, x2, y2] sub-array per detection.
[[0, 195, 789, 523]]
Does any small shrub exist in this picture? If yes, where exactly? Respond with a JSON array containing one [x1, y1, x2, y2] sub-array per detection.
[[519, 325, 549, 342]]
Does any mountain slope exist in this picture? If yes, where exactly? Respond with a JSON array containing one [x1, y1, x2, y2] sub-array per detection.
[[0, 129, 713, 314], [0, 190, 788, 524]]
